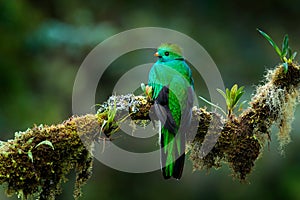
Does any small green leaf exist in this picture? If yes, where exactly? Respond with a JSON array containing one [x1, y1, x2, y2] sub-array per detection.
[[230, 84, 238, 97], [27, 150, 33, 163], [291, 51, 297, 60], [230, 84, 238, 107], [283, 62, 288, 73], [236, 86, 245, 96], [225, 88, 231, 108], [225, 88, 230, 97], [198, 96, 227, 116], [100, 120, 107, 133], [217, 88, 227, 100], [232, 85, 244, 109], [257, 28, 282, 57], [140, 83, 146, 92], [143, 85, 153, 99], [282, 34, 289, 58], [108, 105, 117, 124], [146, 86, 153, 98], [234, 91, 244, 106], [35, 140, 54, 150]]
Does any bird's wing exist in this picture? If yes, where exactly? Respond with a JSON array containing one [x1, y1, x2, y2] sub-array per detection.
[[154, 86, 177, 135], [168, 75, 189, 146], [179, 86, 194, 135]]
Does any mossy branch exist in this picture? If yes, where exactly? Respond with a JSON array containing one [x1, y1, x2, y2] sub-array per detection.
[[0, 63, 300, 199]]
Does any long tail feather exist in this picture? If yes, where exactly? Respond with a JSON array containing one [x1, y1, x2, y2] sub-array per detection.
[[173, 129, 185, 179], [172, 153, 185, 179], [160, 128, 172, 179], [160, 128, 185, 180]]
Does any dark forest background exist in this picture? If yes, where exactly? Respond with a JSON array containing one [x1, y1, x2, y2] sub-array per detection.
[[1, 0, 300, 199]]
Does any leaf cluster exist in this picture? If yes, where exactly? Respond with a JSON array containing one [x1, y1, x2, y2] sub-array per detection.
[[258, 29, 297, 73], [217, 84, 245, 117]]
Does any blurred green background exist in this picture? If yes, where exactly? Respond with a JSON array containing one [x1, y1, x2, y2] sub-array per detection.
[[1, 0, 300, 199]]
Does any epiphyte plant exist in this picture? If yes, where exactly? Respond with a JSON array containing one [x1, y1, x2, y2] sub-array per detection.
[[257, 28, 297, 73], [217, 84, 245, 118], [141, 83, 153, 99]]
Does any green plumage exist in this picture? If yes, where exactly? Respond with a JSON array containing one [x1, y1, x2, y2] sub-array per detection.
[[148, 43, 194, 179]]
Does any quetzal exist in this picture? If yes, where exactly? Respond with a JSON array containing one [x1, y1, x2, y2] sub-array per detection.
[[148, 43, 194, 179]]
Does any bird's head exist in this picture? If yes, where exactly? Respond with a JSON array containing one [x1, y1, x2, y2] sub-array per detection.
[[154, 43, 184, 62]]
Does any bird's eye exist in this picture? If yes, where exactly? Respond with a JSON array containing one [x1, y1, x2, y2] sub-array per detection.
[[164, 52, 169, 56]]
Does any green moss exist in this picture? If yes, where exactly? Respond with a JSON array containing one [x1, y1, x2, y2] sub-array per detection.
[[0, 116, 95, 199], [189, 63, 300, 181]]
